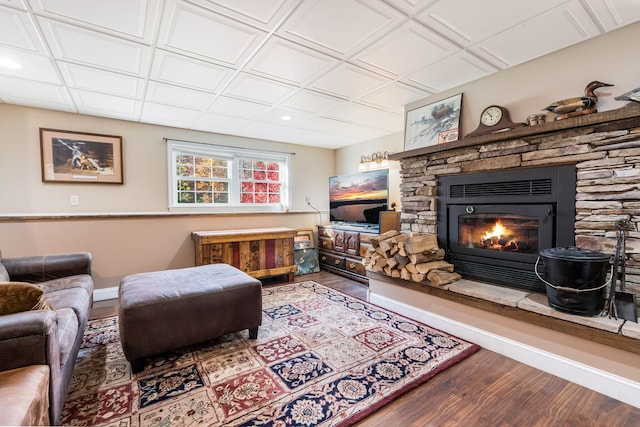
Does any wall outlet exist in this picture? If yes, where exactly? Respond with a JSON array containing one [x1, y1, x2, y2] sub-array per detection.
[[70, 195, 79, 206]]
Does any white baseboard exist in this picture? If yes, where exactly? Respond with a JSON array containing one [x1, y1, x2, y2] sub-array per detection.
[[369, 292, 640, 409], [93, 286, 118, 302]]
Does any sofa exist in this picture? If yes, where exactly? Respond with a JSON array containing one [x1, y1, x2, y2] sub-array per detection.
[[0, 251, 93, 425]]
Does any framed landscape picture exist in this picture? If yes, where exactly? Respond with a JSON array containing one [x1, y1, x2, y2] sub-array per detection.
[[40, 128, 123, 184], [404, 93, 462, 151]]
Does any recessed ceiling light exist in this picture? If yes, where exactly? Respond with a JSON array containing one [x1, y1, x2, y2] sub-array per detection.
[[0, 58, 22, 69], [280, 115, 292, 121]]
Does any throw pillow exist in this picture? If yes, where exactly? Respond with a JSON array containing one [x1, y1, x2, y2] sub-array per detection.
[[0, 282, 55, 315], [0, 250, 9, 282]]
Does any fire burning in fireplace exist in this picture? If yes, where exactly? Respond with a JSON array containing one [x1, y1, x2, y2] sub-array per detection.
[[438, 165, 575, 292], [460, 216, 538, 254]]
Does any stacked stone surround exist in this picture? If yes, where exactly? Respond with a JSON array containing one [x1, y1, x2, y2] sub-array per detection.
[[398, 118, 640, 304]]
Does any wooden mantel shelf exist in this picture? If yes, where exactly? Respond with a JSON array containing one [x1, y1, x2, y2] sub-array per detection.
[[390, 103, 640, 161]]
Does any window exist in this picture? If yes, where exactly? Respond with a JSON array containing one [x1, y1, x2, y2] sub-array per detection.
[[167, 140, 290, 212]]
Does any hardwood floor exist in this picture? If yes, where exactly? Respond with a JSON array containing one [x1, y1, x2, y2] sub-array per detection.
[[91, 271, 640, 425]]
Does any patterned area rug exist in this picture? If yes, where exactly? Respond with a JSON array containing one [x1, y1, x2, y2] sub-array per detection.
[[62, 281, 479, 426]]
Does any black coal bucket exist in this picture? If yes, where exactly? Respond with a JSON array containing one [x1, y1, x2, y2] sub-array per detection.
[[535, 247, 611, 316]]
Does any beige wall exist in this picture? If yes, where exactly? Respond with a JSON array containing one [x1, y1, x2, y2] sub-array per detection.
[[335, 132, 404, 210], [0, 105, 334, 289], [0, 214, 320, 290], [0, 104, 334, 214]]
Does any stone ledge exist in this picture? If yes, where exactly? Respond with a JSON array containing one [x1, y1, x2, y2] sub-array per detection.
[[368, 271, 640, 354], [622, 319, 640, 339], [447, 279, 526, 307], [447, 278, 626, 335]]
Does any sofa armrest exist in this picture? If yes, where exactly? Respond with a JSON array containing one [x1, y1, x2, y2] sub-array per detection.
[[0, 310, 60, 373], [3, 252, 92, 283]]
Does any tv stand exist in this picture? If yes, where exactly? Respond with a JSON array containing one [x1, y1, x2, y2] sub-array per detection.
[[330, 222, 379, 232], [317, 224, 379, 284]]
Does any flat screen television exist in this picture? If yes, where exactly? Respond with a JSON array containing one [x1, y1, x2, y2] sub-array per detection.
[[329, 169, 389, 228]]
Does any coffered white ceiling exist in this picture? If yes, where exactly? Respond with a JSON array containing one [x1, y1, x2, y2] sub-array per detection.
[[1, 0, 639, 149]]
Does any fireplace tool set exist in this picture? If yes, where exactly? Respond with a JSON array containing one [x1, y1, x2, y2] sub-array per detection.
[[603, 219, 638, 322]]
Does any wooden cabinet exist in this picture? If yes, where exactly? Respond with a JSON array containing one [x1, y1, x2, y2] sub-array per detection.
[[192, 227, 298, 281], [317, 224, 378, 283]]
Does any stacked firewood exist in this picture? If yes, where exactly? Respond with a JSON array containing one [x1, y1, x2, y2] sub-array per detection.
[[363, 230, 461, 286]]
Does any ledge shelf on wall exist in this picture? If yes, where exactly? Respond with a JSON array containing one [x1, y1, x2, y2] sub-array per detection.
[[391, 103, 640, 161]]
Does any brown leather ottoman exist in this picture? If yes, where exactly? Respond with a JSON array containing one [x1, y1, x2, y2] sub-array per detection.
[[118, 263, 262, 372], [0, 365, 50, 426]]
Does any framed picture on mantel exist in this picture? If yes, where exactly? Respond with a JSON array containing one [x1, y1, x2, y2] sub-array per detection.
[[40, 128, 123, 184], [404, 93, 462, 151]]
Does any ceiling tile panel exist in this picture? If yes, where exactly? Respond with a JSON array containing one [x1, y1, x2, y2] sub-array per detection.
[[278, 0, 404, 56], [159, 1, 266, 66], [584, 0, 640, 30], [244, 120, 359, 148], [280, 89, 347, 114], [188, 0, 298, 30], [0, 6, 44, 52], [2, 96, 75, 112], [383, 0, 433, 15], [258, 106, 317, 125], [224, 73, 297, 104], [311, 63, 391, 99], [39, 18, 150, 74], [302, 114, 374, 136], [246, 36, 337, 84], [473, 2, 601, 67], [354, 21, 459, 77], [140, 101, 201, 127], [415, 0, 570, 47], [207, 96, 271, 119], [0, 74, 71, 105], [323, 101, 385, 122], [358, 82, 433, 112], [70, 88, 141, 117], [80, 107, 140, 122], [0, 1, 26, 9], [191, 112, 252, 134], [356, 110, 404, 132], [146, 81, 214, 110], [0, 46, 60, 83], [150, 50, 233, 93], [29, 0, 161, 42], [406, 52, 497, 91], [58, 63, 143, 97]]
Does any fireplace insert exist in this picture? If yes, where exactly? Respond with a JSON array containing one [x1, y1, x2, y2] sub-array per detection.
[[437, 165, 576, 293]]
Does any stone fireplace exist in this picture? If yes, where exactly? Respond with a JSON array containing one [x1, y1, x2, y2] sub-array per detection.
[[436, 164, 576, 293], [393, 104, 640, 301], [368, 107, 640, 397]]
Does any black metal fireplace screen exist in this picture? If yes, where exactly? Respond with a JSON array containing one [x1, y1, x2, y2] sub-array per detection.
[[437, 165, 576, 293]]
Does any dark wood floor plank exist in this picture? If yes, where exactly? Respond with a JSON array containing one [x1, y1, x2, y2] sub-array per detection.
[[90, 270, 640, 424]]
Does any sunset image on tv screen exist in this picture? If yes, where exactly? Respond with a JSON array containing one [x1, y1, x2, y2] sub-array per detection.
[[329, 169, 388, 202]]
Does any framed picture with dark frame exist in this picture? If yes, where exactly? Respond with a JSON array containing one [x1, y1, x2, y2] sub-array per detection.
[[40, 128, 123, 184], [404, 93, 463, 151]]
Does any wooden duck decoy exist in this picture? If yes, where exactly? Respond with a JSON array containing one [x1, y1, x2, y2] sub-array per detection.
[[543, 80, 613, 120], [615, 87, 640, 103]]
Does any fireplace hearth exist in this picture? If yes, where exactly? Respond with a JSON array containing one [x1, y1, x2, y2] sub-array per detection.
[[437, 165, 576, 292]]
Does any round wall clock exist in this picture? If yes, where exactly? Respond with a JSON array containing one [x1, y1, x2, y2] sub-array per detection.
[[467, 105, 524, 137]]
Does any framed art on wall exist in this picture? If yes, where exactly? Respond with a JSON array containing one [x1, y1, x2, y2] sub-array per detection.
[[404, 93, 462, 151], [40, 128, 123, 184]]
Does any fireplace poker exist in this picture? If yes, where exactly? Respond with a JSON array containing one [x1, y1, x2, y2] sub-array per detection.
[[604, 220, 638, 321]]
